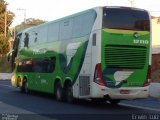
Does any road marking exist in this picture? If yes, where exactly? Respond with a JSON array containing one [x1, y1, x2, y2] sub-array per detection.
[[0, 83, 14, 88], [120, 103, 160, 112]]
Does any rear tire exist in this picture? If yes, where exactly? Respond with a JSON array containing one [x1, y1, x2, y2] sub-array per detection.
[[20, 78, 29, 94], [24, 80, 29, 94], [55, 81, 63, 101], [65, 83, 74, 103]]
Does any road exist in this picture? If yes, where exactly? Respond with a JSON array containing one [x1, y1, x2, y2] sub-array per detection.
[[0, 80, 160, 120]]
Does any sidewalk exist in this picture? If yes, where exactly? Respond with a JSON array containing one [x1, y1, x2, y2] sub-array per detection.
[[149, 83, 160, 99], [122, 97, 160, 111], [0, 73, 11, 80]]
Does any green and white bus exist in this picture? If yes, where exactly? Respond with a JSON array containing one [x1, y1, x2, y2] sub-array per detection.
[[8, 6, 151, 104]]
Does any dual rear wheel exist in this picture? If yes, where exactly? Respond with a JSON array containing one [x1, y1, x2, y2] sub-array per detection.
[[20, 78, 29, 94], [55, 81, 74, 103]]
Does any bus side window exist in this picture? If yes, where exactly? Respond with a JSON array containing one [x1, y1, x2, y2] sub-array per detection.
[[11, 33, 22, 70], [33, 57, 56, 73], [13, 33, 22, 57], [48, 57, 56, 73], [42, 57, 56, 73]]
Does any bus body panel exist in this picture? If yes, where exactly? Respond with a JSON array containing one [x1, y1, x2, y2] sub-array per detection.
[[11, 6, 151, 101], [96, 7, 150, 99]]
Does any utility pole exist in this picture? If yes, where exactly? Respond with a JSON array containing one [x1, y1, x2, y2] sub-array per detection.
[[17, 8, 26, 24], [4, 3, 8, 37], [128, 0, 134, 7], [106, 0, 108, 6]]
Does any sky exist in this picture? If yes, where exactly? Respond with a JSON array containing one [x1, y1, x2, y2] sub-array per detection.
[[5, 0, 160, 27]]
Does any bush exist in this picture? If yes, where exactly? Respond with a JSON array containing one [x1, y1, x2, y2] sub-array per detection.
[[0, 56, 11, 73], [0, 35, 9, 55]]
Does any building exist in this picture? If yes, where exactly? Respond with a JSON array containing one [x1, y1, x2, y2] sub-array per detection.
[[151, 16, 160, 82], [152, 16, 160, 46]]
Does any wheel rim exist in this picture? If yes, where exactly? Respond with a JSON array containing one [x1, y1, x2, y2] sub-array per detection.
[[24, 82, 28, 93], [56, 83, 62, 101], [56, 88, 61, 100], [66, 86, 73, 102]]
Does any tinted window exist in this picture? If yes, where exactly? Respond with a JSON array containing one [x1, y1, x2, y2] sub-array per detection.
[[72, 10, 97, 38], [103, 8, 150, 31], [17, 59, 33, 72], [17, 57, 56, 73], [13, 33, 22, 55], [12, 33, 22, 70], [33, 57, 56, 73]]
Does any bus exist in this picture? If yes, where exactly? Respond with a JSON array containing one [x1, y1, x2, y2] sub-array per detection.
[[8, 6, 151, 104]]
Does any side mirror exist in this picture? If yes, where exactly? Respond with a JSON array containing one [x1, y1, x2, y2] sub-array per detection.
[[7, 50, 14, 62]]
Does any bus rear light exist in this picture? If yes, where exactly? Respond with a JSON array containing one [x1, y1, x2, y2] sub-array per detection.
[[94, 63, 105, 86], [144, 65, 151, 87]]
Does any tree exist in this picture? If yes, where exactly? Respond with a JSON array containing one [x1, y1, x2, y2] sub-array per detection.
[[0, 0, 15, 35], [14, 18, 47, 33], [0, 36, 9, 55], [0, 0, 14, 56], [0, 0, 5, 14]]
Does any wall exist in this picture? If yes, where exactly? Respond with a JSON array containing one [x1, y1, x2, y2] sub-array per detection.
[[152, 17, 160, 46], [151, 53, 160, 82]]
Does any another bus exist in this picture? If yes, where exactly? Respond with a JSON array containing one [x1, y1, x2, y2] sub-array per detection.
[[8, 6, 151, 104]]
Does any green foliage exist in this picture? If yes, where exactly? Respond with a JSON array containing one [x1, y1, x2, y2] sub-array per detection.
[[0, 56, 11, 72], [0, 35, 9, 55], [0, 0, 5, 14], [0, 0, 15, 35]]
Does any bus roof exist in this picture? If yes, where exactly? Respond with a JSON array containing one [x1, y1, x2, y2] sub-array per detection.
[[18, 6, 149, 34]]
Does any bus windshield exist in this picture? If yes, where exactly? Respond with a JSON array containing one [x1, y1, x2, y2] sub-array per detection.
[[103, 7, 150, 31]]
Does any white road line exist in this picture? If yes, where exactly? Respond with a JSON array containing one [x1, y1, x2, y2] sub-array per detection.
[[0, 83, 14, 88], [120, 103, 160, 112]]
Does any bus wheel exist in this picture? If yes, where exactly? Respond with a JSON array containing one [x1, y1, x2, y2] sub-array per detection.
[[109, 99, 120, 105], [22, 78, 29, 94], [55, 82, 63, 101], [65, 82, 74, 103]]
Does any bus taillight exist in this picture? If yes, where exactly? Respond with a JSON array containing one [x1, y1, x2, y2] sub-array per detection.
[[144, 65, 151, 87], [94, 63, 105, 86]]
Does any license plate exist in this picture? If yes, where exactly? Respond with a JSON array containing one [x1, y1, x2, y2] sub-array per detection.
[[120, 90, 130, 94]]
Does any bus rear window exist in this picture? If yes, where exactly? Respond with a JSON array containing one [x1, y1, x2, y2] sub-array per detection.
[[103, 8, 150, 31]]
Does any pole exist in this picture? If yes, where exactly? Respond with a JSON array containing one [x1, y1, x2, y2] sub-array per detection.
[[128, 0, 134, 7], [4, 5, 7, 37], [24, 9, 26, 24], [17, 8, 26, 24]]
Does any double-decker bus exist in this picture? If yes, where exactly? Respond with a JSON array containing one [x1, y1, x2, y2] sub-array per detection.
[[8, 6, 151, 104]]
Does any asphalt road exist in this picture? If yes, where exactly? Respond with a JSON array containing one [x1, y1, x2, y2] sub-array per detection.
[[0, 80, 160, 120]]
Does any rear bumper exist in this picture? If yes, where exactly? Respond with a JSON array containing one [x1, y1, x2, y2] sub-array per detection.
[[91, 82, 149, 100]]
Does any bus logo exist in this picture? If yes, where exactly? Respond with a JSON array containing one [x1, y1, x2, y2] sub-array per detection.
[[133, 32, 139, 39], [133, 32, 149, 45]]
